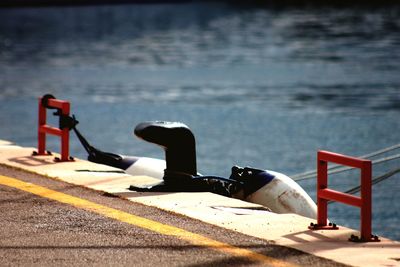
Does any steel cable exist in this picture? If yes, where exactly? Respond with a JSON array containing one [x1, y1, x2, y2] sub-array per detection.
[[328, 167, 400, 204], [291, 143, 400, 181]]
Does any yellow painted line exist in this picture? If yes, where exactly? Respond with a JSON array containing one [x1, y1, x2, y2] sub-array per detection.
[[0, 175, 297, 267]]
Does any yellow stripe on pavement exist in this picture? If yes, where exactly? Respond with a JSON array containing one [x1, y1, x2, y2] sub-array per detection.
[[0, 175, 297, 267]]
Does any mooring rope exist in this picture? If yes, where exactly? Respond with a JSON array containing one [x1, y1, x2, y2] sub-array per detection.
[[291, 143, 400, 181], [327, 166, 400, 204], [293, 153, 400, 181], [359, 143, 400, 159]]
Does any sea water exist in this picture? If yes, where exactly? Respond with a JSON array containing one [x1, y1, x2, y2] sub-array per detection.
[[1, 3, 399, 240]]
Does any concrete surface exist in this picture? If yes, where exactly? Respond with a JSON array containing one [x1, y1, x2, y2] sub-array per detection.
[[0, 140, 399, 267], [2, 165, 346, 267]]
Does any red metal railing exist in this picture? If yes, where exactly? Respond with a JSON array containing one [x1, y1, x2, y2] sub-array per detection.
[[33, 95, 73, 162], [309, 150, 379, 242]]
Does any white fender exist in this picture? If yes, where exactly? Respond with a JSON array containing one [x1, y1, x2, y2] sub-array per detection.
[[125, 157, 166, 180], [124, 159, 317, 219], [245, 170, 317, 219]]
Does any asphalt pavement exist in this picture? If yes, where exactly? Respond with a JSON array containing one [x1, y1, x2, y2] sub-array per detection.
[[0, 165, 346, 266]]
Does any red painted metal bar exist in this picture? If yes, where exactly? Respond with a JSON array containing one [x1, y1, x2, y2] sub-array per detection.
[[316, 156, 328, 226], [311, 150, 377, 242], [318, 150, 369, 169], [39, 126, 63, 136], [36, 96, 72, 162], [319, 189, 363, 207], [360, 161, 372, 240]]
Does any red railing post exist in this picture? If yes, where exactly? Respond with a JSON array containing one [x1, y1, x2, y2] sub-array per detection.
[[309, 150, 379, 242], [361, 160, 372, 240], [37, 97, 47, 155], [33, 95, 73, 162], [317, 153, 329, 227]]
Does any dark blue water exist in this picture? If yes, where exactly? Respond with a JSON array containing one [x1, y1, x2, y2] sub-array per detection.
[[1, 3, 400, 240]]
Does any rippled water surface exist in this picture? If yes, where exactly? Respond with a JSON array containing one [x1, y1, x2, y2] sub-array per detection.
[[1, 3, 400, 240]]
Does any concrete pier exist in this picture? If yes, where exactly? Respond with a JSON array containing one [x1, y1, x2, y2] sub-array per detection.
[[0, 140, 399, 266]]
